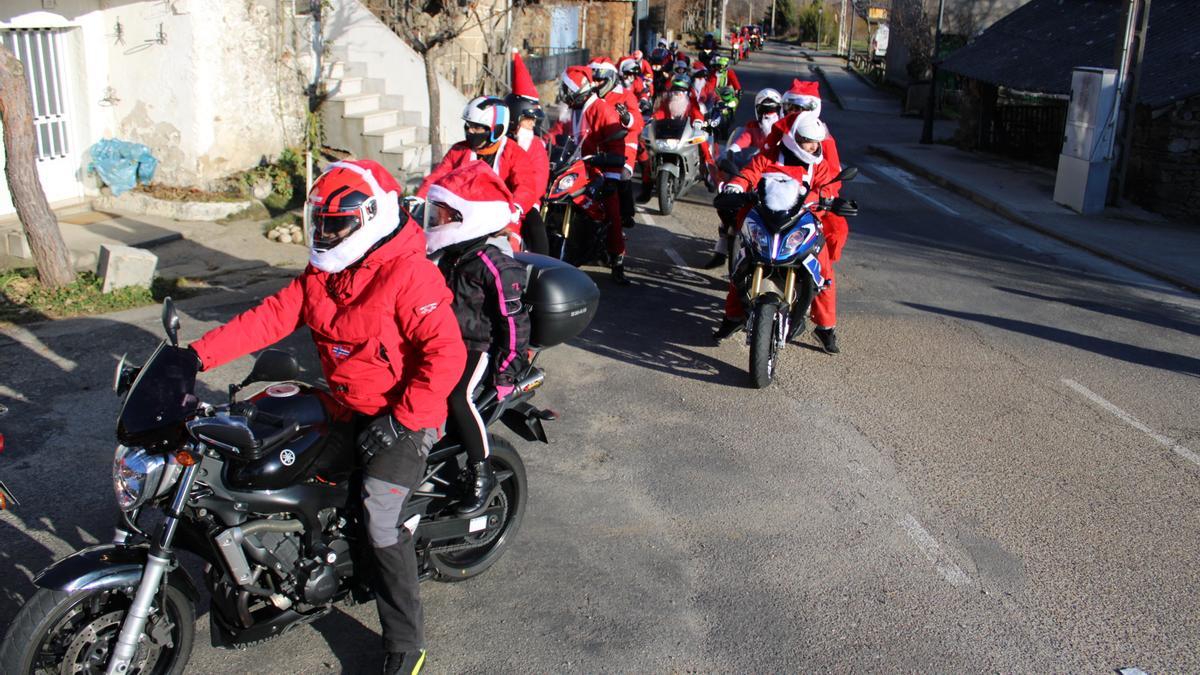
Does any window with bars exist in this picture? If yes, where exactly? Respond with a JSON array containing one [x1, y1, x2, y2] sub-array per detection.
[[2, 29, 70, 162]]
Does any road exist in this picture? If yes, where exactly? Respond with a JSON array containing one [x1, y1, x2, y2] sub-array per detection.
[[2, 41, 1199, 673]]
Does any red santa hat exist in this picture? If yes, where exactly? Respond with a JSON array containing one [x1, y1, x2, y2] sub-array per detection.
[[783, 78, 823, 116], [424, 161, 519, 254], [511, 48, 539, 101]]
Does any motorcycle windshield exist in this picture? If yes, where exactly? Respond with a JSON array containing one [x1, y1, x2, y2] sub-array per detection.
[[117, 342, 199, 441], [549, 136, 579, 173], [653, 118, 688, 140]]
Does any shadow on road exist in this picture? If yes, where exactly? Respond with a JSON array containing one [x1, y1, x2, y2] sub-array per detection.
[[994, 286, 1200, 338], [903, 302, 1200, 377]]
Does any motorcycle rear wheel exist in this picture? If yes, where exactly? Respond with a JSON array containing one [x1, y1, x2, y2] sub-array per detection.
[[658, 171, 676, 216], [1, 585, 194, 675], [749, 303, 779, 388], [430, 436, 527, 582]]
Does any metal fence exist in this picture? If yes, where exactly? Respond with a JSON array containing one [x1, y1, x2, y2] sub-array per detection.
[[523, 47, 590, 84], [983, 103, 1068, 168]]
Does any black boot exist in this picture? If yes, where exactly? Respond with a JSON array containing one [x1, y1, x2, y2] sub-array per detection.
[[635, 181, 653, 204], [712, 317, 744, 342], [456, 461, 496, 515], [814, 327, 840, 354], [383, 650, 427, 675], [611, 263, 632, 286], [701, 252, 726, 270]]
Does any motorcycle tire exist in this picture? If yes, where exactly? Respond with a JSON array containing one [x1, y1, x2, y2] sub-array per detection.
[[749, 303, 779, 388], [430, 436, 527, 582], [1, 584, 195, 675], [658, 172, 676, 216]]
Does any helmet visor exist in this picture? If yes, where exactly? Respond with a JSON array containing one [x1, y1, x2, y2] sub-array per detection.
[[309, 210, 363, 251], [427, 201, 463, 230]]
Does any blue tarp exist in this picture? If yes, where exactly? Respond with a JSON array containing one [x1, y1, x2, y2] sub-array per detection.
[[87, 139, 158, 196]]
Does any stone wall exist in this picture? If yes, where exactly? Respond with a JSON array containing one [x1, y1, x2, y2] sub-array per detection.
[[1128, 95, 1200, 223]]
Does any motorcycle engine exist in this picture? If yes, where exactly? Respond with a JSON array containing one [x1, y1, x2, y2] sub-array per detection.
[[250, 523, 353, 606]]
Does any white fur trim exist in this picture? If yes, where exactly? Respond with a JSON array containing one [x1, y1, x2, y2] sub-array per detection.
[[760, 172, 801, 212], [308, 161, 401, 273], [424, 184, 512, 254]]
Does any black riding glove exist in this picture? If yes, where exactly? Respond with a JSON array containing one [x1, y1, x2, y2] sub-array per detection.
[[357, 413, 421, 461], [614, 102, 632, 128]]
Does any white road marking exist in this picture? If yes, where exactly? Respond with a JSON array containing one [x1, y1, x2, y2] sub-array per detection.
[[898, 514, 972, 587], [874, 165, 961, 216], [850, 171, 876, 185], [0, 385, 30, 402], [640, 212, 658, 227], [1062, 379, 1200, 469], [664, 247, 688, 268]]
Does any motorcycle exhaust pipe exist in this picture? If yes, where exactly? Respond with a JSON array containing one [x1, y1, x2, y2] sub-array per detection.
[[516, 369, 545, 394], [215, 519, 304, 586]]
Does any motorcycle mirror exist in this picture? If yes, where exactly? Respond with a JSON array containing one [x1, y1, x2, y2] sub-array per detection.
[[242, 349, 300, 387], [833, 166, 858, 183], [161, 298, 181, 346]]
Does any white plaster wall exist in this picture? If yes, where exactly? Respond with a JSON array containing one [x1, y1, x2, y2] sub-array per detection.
[[323, 0, 467, 146], [0, 0, 308, 218]]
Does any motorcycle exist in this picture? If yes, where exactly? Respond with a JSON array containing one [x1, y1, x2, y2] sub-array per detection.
[[0, 259, 599, 674], [0, 404, 16, 511], [713, 168, 858, 388], [643, 94, 709, 216], [541, 135, 627, 267], [706, 86, 740, 150]]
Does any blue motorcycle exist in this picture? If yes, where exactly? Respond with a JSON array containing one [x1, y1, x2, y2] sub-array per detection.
[[714, 168, 858, 387]]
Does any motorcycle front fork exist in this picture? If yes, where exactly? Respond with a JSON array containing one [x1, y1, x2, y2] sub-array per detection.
[[745, 266, 797, 346], [106, 461, 200, 675]]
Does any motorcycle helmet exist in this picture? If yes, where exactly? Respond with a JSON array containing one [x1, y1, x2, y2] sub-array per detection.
[[424, 161, 518, 255], [702, 32, 717, 48], [782, 114, 827, 166], [589, 59, 619, 98], [754, 88, 783, 120], [560, 65, 597, 108], [713, 54, 731, 72], [631, 49, 644, 62], [618, 58, 641, 86], [504, 93, 545, 135], [783, 79, 822, 116], [462, 96, 510, 152], [668, 73, 692, 92], [306, 159, 403, 273], [650, 47, 669, 66], [690, 60, 709, 80]]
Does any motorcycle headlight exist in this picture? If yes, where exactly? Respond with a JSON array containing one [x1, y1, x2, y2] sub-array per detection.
[[554, 173, 577, 193], [779, 224, 817, 259], [113, 445, 166, 512], [744, 217, 775, 255], [654, 138, 679, 151]]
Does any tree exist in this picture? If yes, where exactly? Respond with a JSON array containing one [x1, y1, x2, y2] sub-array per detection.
[[375, 0, 526, 169], [0, 45, 73, 289]]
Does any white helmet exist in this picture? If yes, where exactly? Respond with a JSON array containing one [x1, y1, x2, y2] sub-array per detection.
[[753, 88, 782, 108], [781, 114, 826, 166]]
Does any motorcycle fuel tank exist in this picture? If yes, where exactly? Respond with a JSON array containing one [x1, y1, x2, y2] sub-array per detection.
[[225, 390, 350, 491]]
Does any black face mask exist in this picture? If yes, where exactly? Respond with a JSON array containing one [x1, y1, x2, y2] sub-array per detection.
[[465, 128, 492, 150]]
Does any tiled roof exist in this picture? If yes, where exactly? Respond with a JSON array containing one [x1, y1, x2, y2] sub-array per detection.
[[940, 0, 1200, 107]]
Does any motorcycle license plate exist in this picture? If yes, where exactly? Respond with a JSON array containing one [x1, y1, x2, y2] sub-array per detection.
[[0, 480, 18, 509]]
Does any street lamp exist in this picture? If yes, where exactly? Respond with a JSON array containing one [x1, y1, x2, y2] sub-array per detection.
[[920, 0, 945, 144], [817, 5, 824, 50]]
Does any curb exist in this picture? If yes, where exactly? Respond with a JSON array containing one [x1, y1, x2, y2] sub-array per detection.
[[866, 144, 1200, 296], [809, 65, 844, 110], [845, 65, 878, 89]]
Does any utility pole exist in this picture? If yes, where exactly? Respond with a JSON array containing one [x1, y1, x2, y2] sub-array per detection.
[[1112, 0, 1151, 204], [919, 0, 946, 144], [771, 0, 777, 35], [817, 4, 823, 50], [839, 0, 849, 56], [720, 0, 728, 42], [847, 0, 855, 64]]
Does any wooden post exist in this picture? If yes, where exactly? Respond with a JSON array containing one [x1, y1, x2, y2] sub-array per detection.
[[0, 45, 73, 289]]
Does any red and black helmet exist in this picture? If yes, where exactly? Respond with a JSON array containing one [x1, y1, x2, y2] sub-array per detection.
[[305, 160, 402, 272]]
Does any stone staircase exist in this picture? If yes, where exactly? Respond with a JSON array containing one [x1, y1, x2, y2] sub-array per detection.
[[321, 45, 432, 187]]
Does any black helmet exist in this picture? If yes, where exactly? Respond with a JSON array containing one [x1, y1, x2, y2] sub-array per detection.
[[504, 93, 545, 135]]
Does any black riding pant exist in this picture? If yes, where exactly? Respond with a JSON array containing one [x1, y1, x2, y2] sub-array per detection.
[[521, 207, 549, 256], [360, 420, 436, 653], [447, 350, 491, 464]]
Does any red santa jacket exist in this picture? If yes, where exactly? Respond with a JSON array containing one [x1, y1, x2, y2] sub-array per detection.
[[548, 95, 629, 175], [603, 86, 644, 167], [512, 132, 550, 209], [727, 118, 771, 154], [191, 221, 466, 430], [763, 112, 849, 254], [729, 115, 841, 200], [416, 137, 539, 216]]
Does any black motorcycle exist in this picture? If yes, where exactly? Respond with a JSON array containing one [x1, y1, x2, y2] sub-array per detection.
[[0, 254, 599, 674]]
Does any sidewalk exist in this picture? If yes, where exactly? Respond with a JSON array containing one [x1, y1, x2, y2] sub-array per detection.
[[1, 206, 309, 289], [807, 55, 1200, 296]]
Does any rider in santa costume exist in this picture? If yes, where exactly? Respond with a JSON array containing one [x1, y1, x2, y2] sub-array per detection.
[[504, 48, 552, 255]]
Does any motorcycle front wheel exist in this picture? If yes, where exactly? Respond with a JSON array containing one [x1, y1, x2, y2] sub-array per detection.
[[749, 303, 779, 388], [430, 436, 527, 582], [0, 584, 195, 675], [658, 171, 676, 216]]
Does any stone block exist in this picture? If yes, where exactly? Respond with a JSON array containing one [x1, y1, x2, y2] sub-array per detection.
[[97, 244, 158, 293], [5, 231, 31, 259]]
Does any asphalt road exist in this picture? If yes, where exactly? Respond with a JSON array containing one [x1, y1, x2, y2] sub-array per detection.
[[2, 41, 1199, 673]]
